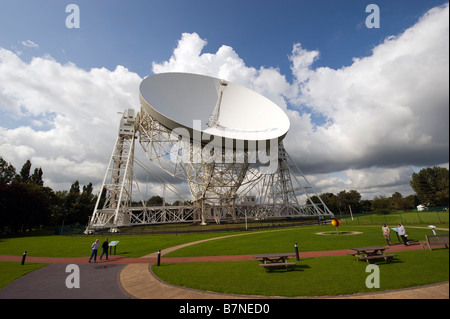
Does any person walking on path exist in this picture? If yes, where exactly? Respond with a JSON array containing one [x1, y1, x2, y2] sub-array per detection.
[[382, 223, 391, 245], [89, 239, 99, 263], [100, 238, 109, 260], [398, 224, 408, 246]]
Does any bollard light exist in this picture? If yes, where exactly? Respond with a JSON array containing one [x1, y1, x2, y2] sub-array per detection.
[[21, 251, 27, 265], [157, 249, 161, 266], [295, 243, 300, 261]]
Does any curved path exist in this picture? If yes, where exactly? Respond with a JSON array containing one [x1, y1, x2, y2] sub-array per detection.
[[1, 228, 448, 299]]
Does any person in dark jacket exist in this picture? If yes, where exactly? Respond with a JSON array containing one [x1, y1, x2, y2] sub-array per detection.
[[100, 238, 109, 260]]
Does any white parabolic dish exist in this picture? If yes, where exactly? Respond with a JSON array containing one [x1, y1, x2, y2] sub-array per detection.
[[139, 72, 290, 150]]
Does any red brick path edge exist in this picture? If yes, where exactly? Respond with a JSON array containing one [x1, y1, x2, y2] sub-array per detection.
[[0, 241, 432, 264]]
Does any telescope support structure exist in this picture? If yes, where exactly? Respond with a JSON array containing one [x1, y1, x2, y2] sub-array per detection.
[[87, 108, 333, 232]]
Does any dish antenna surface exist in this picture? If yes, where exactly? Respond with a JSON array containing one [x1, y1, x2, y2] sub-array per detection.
[[139, 72, 290, 149], [88, 72, 333, 231]]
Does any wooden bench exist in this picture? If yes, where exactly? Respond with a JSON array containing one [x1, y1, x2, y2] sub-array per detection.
[[363, 254, 396, 264], [259, 262, 296, 271], [420, 234, 449, 251]]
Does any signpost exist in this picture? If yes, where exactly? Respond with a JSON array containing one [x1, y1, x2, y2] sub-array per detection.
[[391, 227, 401, 242], [109, 241, 119, 255], [428, 225, 437, 235]]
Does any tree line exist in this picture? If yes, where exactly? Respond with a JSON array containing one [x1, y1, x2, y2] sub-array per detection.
[[1, 156, 448, 234], [309, 190, 420, 216], [0, 157, 96, 234], [308, 166, 449, 215]]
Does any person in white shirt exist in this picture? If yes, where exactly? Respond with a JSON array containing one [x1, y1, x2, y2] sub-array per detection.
[[382, 223, 391, 245], [89, 239, 99, 263], [397, 224, 408, 246]]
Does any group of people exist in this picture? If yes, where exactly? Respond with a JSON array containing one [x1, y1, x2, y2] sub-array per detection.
[[88, 238, 109, 263], [382, 223, 409, 246]]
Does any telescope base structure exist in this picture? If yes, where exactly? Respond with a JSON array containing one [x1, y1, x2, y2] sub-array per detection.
[[88, 202, 331, 232], [87, 110, 144, 232], [87, 109, 333, 232]]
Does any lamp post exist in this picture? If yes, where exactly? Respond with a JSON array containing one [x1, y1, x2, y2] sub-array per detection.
[[157, 249, 161, 266], [294, 243, 300, 261]]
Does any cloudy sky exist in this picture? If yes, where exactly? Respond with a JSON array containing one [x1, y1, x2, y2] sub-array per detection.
[[0, 0, 448, 202]]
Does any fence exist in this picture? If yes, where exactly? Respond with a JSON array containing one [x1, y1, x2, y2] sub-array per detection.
[[338, 209, 449, 226], [56, 209, 448, 236], [59, 216, 331, 236]]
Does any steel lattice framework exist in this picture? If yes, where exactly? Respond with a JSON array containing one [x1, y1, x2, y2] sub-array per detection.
[[87, 106, 333, 232]]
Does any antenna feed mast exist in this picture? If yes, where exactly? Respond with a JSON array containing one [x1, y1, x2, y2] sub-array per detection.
[[207, 79, 228, 128]]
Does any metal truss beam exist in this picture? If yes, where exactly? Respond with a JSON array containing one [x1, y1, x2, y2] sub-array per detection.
[[88, 108, 333, 232]]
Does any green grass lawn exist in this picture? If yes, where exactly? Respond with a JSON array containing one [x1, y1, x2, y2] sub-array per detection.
[[151, 224, 449, 296], [164, 224, 445, 257], [340, 211, 449, 226], [153, 249, 449, 297], [0, 232, 237, 258], [0, 219, 448, 296], [0, 232, 232, 289], [0, 261, 48, 289]]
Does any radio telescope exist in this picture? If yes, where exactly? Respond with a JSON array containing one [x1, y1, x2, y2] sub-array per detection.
[[88, 72, 333, 231]]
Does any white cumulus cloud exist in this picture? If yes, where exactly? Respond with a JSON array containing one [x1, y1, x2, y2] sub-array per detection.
[[151, 4, 449, 198], [0, 3, 448, 200], [0, 48, 142, 190]]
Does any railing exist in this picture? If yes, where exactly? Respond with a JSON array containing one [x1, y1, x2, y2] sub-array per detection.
[[337, 209, 449, 226]]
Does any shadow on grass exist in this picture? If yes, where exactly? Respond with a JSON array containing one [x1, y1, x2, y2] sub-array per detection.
[[261, 264, 311, 273], [389, 258, 404, 264], [363, 257, 404, 265], [115, 251, 131, 256], [428, 247, 450, 252]]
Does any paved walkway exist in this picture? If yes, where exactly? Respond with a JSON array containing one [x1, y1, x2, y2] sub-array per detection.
[[0, 232, 448, 299], [0, 263, 131, 299]]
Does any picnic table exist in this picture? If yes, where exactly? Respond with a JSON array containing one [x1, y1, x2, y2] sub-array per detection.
[[350, 246, 396, 264], [253, 253, 296, 271]]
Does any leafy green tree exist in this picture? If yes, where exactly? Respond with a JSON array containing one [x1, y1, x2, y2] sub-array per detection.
[[307, 193, 339, 215], [50, 190, 69, 226], [70, 180, 80, 194], [30, 167, 44, 186], [390, 192, 414, 211], [360, 199, 372, 213], [0, 182, 52, 233], [372, 195, 394, 213], [337, 190, 362, 214], [62, 181, 97, 225], [405, 194, 420, 208], [0, 157, 16, 185], [78, 182, 96, 224], [0, 156, 98, 233], [15, 159, 32, 184], [410, 166, 449, 206], [147, 195, 163, 206]]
